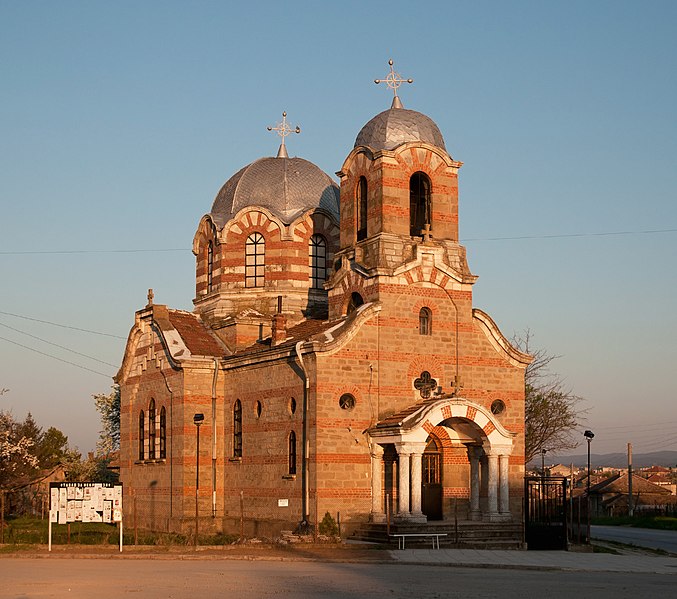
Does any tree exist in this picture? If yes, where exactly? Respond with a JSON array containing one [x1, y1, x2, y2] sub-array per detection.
[[93, 385, 120, 456], [514, 331, 585, 464], [0, 411, 39, 489]]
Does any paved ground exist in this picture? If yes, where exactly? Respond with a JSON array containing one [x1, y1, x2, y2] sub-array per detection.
[[2, 539, 676, 574], [1, 558, 676, 599], [591, 525, 677, 553]]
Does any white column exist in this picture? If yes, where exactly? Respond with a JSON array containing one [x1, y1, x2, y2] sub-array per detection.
[[485, 450, 499, 521], [395, 443, 411, 520], [409, 443, 427, 522], [467, 446, 482, 521], [499, 453, 511, 517], [370, 443, 385, 523]]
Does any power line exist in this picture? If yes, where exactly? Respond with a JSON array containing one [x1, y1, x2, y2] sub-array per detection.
[[0, 321, 119, 368], [0, 248, 188, 255], [0, 227, 675, 255], [462, 228, 677, 242], [0, 335, 113, 378], [0, 310, 126, 339]]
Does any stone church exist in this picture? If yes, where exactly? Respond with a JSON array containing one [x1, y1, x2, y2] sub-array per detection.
[[116, 64, 531, 539]]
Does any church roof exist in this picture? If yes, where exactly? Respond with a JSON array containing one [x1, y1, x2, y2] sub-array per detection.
[[210, 156, 340, 225], [355, 107, 446, 152], [166, 311, 227, 357]]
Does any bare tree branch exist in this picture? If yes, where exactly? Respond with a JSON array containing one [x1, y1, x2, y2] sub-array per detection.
[[514, 330, 586, 463]]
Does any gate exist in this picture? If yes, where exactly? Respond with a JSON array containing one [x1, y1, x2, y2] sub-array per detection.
[[524, 476, 568, 550]]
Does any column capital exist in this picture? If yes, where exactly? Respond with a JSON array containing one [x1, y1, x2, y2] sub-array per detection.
[[482, 443, 512, 457], [467, 445, 483, 460], [369, 442, 384, 458], [394, 441, 415, 455]]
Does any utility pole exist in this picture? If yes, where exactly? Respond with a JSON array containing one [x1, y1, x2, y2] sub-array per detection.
[[628, 442, 634, 517]]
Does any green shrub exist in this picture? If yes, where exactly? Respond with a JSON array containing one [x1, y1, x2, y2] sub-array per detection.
[[318, 512, 339, 536]]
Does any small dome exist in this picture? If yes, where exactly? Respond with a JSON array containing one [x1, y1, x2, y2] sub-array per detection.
[[355, 107, 446, 152], [211, 156, 340, 225]]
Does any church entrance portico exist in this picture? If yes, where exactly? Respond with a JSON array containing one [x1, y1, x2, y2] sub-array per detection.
[[368, 397, 515, 524]]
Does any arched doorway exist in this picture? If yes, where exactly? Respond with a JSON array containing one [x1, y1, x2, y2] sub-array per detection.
[[422, 436, 442, 520]]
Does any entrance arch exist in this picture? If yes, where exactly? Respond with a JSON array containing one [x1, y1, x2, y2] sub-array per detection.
[[368, 396, 515, 524]]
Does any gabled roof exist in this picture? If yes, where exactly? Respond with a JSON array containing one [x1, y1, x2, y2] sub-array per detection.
[[589, 472, 671, 496], [166, 310, 227, 357]]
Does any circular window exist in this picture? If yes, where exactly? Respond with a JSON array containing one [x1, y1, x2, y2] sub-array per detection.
[[289, 397, 297, 415], [339, 393, 356, 411], [491, 399, 506, 416], [255, 400, 262, 418]]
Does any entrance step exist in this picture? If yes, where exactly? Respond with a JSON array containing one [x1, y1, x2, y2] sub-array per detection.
[[351, 521, 524, 550]]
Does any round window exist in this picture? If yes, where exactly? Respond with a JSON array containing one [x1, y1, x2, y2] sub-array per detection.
[[339, 393, 356, 411], [491, 399, 506, 415]]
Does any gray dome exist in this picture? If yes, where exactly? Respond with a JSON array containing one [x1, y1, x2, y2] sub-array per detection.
[[355, 107, 446, 152], [211, 156, 340, 225]]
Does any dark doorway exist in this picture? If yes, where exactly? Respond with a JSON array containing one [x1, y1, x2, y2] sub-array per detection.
[[422, 437, 442, 520]]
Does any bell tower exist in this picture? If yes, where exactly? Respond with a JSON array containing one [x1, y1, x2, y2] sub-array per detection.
[[327, 62, 475, 320]]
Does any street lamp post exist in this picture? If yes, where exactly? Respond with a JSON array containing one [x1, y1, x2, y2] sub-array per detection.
[[193, 413, 204, 549], [541, 448, 547, 479], [584, 430, 594, 543]]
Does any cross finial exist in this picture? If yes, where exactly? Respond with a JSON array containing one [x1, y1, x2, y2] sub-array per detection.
[[147, 288, 154, 306], [267, 111, 301, 158], [374, 59, 413, 109]]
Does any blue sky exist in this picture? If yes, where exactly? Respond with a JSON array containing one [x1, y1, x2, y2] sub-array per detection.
[[1, 1, 676, 456]]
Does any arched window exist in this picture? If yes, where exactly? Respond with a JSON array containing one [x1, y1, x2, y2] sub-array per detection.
[[233, 399, 242, 458], [288, 431, 297, 475], [138, 410, 145, 461], [419, 307, 432, 335], [346, 292, 364, 315], [410, 172, 432, 237], [207, 240, 214, 293], [148, 399, 156, 460], [309, 234, 327, 289], [356, 176, 368, 241], [245, 233, 265, 288], [159, 406, 167, 459]]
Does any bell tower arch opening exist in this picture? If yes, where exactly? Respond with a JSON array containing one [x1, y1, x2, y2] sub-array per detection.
[[409, 171, 431, 237]]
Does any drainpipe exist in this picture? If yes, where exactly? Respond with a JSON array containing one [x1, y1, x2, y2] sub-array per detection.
[[211, 358, 218, 518], [294, 341, 310, 527], [158, 368, 174, 519]]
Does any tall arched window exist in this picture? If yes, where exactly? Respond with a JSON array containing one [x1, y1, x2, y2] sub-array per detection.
[[410, 172, 432, 237], [346, 292, 364, 315], [207, 240, 214, 293], [159, 406, 167, 459], [245, 233, 265, 288], [309, 234, 327, 289], [419, 307, 432, 335], [138, 410, 145, 461], [288, 431, 297, 475], [357, 176, 368, 241], [148, 399, 156, 460], [233, 399, 242, 458]]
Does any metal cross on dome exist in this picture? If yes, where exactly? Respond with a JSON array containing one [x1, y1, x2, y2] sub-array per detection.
[[374, 59, 413, 108], [267, 111, 301, 158], [414, 371, 437, 399]]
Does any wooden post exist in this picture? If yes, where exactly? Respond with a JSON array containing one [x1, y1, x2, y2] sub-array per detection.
[[1, 490, 5, 544], [133, 494, 138, 546], [239, 490, 244, 541], [628, 442, 634, 517]]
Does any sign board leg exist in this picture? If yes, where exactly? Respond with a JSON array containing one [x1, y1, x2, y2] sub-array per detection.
[[48, 518, 52, 552]]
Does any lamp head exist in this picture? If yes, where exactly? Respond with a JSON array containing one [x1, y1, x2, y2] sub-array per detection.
[[584, 430, 594, 440], [193, 413, 205, 425]]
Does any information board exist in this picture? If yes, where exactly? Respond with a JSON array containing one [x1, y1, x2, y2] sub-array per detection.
[[48, 482, 123, 551]]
